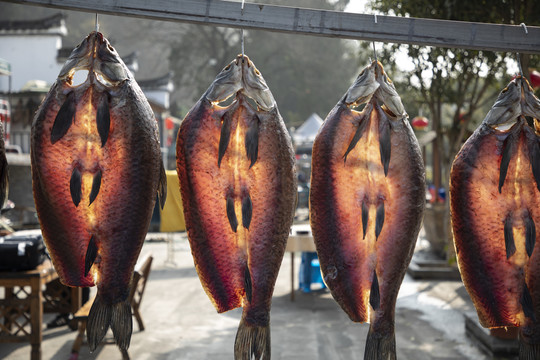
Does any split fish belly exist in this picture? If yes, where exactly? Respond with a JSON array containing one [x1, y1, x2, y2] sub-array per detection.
[[33, 85, 104, 287], [179, 97, 294, 320], [312, 103, 423, 327], [452, 125, 540, 328]]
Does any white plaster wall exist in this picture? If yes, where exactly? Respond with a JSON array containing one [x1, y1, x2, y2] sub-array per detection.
[[0, 35, 63, 92]]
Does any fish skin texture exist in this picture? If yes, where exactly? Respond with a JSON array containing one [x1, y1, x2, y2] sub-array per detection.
[[176, 55, 296, 359], [310, 61, 425, 358], [177, 95, 296, 317], [31, 31, 165, 350], [450, 77, 540, 350]]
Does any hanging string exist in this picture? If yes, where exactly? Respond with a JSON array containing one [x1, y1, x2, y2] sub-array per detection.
[[516, 23, 528, 77], [95, 13, 99, 33], [372, 14, 378, 63], [241, 0, 245, 60]]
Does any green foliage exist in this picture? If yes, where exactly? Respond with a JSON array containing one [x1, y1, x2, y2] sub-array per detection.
[[369, 0, 539, 188]]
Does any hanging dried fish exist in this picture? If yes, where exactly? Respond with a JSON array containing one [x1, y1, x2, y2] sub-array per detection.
[[31, 31, 166, 351], [176, 55, 297, 359], [310, 60, 425, 360], [451, 76, 540, 359]]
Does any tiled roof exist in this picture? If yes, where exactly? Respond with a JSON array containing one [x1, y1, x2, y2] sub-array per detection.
[[0, 13, 67, 35]]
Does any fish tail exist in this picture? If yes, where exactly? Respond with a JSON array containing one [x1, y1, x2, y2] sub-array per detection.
[[234, 316, 270, 360], [519, 330, 540, 360], [364, 324, 396, 360], [87, 294, 133, 351]]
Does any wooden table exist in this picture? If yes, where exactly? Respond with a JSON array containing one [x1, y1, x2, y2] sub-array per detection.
[[0, 261, 81, 360], [286, 224, 317, 301]]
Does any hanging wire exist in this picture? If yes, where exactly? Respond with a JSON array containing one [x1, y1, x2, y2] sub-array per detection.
[[516, 23, 528, 76], [372, 14, 378, 63], [95, 13, 99, 33], [241, 0, 246, 60]]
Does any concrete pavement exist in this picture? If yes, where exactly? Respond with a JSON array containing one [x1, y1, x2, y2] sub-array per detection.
[[0, 232, 511, 359]]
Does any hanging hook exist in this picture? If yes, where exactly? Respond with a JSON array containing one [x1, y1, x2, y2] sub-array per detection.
[[95, 13, 99, 33], [516, 23, 528, 77], [372, 42, 378, 63], [241, 0, 246, 61]]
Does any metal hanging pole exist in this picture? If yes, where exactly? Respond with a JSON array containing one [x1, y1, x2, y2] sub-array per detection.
[[95, 13, 99, 32]]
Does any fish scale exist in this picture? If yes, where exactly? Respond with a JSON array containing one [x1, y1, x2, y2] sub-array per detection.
[[450, 76, 540, 359], [176, 55, 296, 360], [31, 31, 166, 352], [310, 61, 425, 360]]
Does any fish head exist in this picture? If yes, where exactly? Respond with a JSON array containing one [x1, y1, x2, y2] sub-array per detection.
[[94, 32, 129, 85], [57, 32, 95, 83], [205, 55, 275, 111], [521, 76, 540, 123], [240, 55, 276, 112], [205, 57, 243, 104], [373, 61, 406, 118], [345, 62, 379, 106], [344, 61, 406, 118], [483, 77, 522, 130], [57, 32, 129, 87]]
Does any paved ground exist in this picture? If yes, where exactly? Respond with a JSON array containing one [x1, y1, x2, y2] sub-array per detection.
[[0, 232, 515, 360]]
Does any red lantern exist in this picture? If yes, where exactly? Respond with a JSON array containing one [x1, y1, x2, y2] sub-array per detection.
[[530, 70, 540, 89], [165, 117, 175, 130], [411, 116, 429, 131]]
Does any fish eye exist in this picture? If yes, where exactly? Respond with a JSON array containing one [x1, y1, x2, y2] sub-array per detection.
[[255, 69, 260, 76], [71, 70, 89, 86], [96, 72, 114, 87]]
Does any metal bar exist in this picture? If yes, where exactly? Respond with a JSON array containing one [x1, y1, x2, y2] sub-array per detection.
[[2, 0, 540, 54]]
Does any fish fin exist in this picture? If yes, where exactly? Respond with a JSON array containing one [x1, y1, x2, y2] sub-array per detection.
[[87, 295, 133, 351], [528, 136, 540, 192], [89, 170, 102, 205], [242, 192, 252, 230], [369, 271, 380, 310], [364, 324, 396, 360], [84, 235, 98, 277], [234, 317, 270, 360], [110, 300, 133, 351], [521, 283, 536, 321], [504, 216, 516, 259], [379, 117, 391, 176], [343, 114, 368, 163], [375, 201, 385, 240], [70, 167, 82, 207], [158, 160, 167, 209], [218, 112, 232, 168], [245, 114, 259, 168], [244, 266, 252, 303], [51, 92, 75, 144], [499, 133, 516, 193], [518, 331, 540, 360], [87, 294, 112, 351], [525, 215, 536, 258], [226, 195, 238, 232], [361, 200, 369, 240], [96, 93, 110, 148]]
